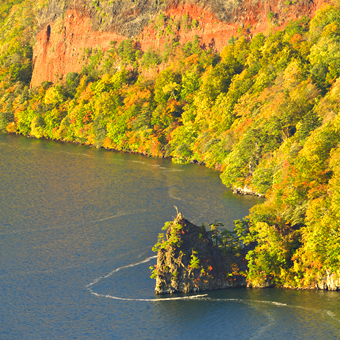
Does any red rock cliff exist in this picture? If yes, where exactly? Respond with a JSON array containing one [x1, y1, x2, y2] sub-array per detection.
[[31, 0, 329, 86]]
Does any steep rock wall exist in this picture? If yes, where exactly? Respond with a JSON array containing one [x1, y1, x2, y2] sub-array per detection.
[[282, 272, 340, 291], [31, 0, 329, 86]]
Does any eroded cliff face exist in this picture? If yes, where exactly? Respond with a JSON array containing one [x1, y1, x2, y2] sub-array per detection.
[[316, 272, 340, 291], [282, 272, 340, 291], [31, 0, 329, 86], [154, 214, 248, 294]]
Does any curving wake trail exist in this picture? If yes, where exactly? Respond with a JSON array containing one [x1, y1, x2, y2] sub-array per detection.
[[86, 255, 157, 289], [86, 255, 340, 327], [86, 255, 208, 302]]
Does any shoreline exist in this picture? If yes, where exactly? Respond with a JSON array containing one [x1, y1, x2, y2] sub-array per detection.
[[3, 132, 338, 292]]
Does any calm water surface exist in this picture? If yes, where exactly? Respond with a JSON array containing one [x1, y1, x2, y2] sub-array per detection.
[[0, 134, 339, 339]]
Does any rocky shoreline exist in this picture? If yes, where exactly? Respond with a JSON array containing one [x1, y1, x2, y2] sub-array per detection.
[[232, 185, 265, 198]]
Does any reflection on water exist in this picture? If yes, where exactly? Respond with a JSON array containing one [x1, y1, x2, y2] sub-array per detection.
[[0, 133, 339, 340]]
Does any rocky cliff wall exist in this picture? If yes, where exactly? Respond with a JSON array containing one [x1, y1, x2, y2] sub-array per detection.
[[31, 0, 329, 86], [282, 272, 340, 291]]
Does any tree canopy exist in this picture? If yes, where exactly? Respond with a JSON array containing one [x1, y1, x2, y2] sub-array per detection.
[[1, 1, 340, 287]]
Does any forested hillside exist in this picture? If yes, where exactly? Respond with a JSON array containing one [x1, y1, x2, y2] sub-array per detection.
[[1, 0, 340, 288]]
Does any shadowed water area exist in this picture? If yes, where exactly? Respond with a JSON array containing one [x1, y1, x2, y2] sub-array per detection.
[[0, 133, 339, 339]]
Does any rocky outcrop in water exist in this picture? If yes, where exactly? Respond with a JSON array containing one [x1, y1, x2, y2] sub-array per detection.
[[153, 213, 248, 294]]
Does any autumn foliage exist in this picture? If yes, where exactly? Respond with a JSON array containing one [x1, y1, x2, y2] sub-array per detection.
[[1, 1, 340, 287]]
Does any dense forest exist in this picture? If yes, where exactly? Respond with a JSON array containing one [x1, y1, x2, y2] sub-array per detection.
[[1, 0, 340, 288]]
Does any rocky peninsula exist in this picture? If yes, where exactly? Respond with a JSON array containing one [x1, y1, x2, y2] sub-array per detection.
[[151, 212, 340, 294]]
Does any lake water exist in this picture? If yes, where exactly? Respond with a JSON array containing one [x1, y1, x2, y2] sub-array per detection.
[[0, 133, 339, 339]]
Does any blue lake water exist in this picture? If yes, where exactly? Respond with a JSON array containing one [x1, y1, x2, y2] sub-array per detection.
[[0, 133, 339, 339]]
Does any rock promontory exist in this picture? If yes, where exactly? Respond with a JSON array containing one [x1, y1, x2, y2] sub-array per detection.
[[152, 213, 249, 294]]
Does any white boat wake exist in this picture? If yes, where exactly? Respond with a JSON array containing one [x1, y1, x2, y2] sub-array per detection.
[[86, 255, 208, 302], [86, 255, 340, 327]]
